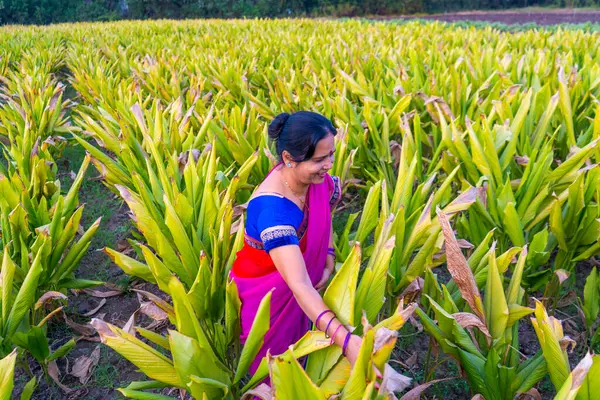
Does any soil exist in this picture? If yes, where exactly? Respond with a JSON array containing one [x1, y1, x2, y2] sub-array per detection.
[[12, 145, 153, 399], [372, 9, 600, 26]]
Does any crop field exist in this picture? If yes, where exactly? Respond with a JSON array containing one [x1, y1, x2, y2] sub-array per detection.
[[0, 18, 600, 399]]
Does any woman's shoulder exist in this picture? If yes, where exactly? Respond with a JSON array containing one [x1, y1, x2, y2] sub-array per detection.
[[247, 193, 304, 222]]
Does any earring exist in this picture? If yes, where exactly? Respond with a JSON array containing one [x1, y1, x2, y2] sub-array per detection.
[[287, 163, 292, 167]]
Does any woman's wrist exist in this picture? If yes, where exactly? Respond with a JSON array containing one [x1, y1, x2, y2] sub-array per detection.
[[331, 322, 349, 346], [326, 253, 335, 271]]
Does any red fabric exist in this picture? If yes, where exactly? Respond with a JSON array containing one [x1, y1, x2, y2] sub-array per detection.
[[231, 233, 308, 278]]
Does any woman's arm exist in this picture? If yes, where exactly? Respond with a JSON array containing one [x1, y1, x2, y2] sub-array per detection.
[[315, 222, 335, 290], [269, 244, 361, 365]]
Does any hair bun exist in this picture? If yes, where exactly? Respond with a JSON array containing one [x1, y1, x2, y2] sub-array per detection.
[[268, 113, 291, 140]]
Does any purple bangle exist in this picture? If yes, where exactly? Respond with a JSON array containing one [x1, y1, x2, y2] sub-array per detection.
[[327, 248, 336, 261], [324, 315, 336, 338], [329, 324, 344, 345], [315, 309, 334, 330], [342, 332, 351, 356]]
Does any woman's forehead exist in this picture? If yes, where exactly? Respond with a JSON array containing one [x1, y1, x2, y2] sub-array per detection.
[[313, 136, 335, 157]]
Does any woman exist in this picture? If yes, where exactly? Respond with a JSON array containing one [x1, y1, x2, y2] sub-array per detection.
[[230, 111, 362, 375]]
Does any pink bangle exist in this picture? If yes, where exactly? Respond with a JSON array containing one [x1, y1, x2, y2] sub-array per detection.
[[329, 324, 344, 345], [324, 315, 336, 338], [315, 309, 334, 330], [342, 332, 351, 356]]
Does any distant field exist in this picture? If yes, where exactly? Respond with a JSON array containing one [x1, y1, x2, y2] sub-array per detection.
[[371, 8, 600, 25]]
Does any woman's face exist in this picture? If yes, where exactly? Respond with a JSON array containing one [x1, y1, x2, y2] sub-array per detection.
[[291, 133, 336, 185]]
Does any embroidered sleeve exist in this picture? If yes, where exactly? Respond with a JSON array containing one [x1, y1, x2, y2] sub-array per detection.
[[260, 225, 299, 252], [329, 175, 342, 210]]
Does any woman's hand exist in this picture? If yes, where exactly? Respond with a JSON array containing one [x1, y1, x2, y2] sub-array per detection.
[[315, 255, 335, 290], [344, 335, 362, 367]]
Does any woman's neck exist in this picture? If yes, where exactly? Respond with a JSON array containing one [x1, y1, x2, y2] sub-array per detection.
[[281, 166, 309, 196]]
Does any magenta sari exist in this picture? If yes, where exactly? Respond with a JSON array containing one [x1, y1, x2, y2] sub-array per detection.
[[230, 167, 338, 375]]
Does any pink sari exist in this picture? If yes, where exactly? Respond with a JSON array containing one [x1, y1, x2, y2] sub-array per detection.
[[230, 167, 337, 375]]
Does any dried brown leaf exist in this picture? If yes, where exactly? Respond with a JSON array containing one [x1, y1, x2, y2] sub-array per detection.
[[559, 335, 577, 353], [116, 239, 133, 254], [374, 328, 398, 352], [35, 291, 68, 310], [457, 239, 474, 249], [555, 269, 570, 285], [437, 209, 485, 322], [569, 352, 594, 391], [408, 316, 423, 333], [63, 312, 95, 337], [380, 363, 412, 397], [139, 301, 168, 321], [516, 388, 542, 400], [399, 377, 455, 400], [83, 299, 106, 317], [85, 287, 123, 298], [515, 156, 530, 166], [70, 346, 101, 385], [132, 289, 174, 316], [90, 318, 116, 342], [453, 312, 491, 339], [48, 360, 73, 393], [241, 383, 272, 400], [405, 353, 418, 368], [399, 277, 423, 304], [123, 311, 138, 336]]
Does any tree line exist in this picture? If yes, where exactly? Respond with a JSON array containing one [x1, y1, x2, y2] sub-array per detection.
[[0, 0, 599, 26]]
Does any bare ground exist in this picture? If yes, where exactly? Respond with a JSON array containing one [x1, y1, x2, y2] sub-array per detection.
[[371, 9, 600, 26]]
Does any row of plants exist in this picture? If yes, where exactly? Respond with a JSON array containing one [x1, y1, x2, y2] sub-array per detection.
[[0, 40, 103, 397], [0, 18, 599, 398]]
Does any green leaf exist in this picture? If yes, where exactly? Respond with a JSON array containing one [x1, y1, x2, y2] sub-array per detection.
[[513, 352, 547, 394], [341, 329, 375, 400], [531, 302, 570, 390], [187, 376, 229, 400], [168, 330, 229, 386], [1, 248, 17, 328], [12, 327, 50, 363], [503, 203, 525, 247], [550, 199, 568, 251], [234, 290, 272, 383], [270, 349, 326, 399], [20, 376, 36, 400], [506, 247, 528, 305], [582, 267, 599, 329], [104, 248, 155, 284], [324, 243, 361, 326], [484, 249, 509, 340], [6, 244, 45, 338], [47, 339, 76, 361], [0, 350, 16, 399], [355, 236, 394, 323], [116, 388, 176, 399], [225, 279, 241, 345], [55, 278, 104, 289], [136, 328, 170, 351], [507, 304, 534, 328], [91, 319, 181, 387]]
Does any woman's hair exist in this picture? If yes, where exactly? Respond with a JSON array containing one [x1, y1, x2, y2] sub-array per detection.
[[267, 111, 336, 162]]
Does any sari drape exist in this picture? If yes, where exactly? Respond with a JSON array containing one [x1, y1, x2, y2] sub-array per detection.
[[230, 167, 334, 375]]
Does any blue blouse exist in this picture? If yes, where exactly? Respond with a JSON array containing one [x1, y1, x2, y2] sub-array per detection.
[[245, 194, 305, 252], [245, 176, 341, 253]]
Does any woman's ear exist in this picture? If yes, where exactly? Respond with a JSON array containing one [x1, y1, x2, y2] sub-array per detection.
[[282, 151, 293, 167]]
